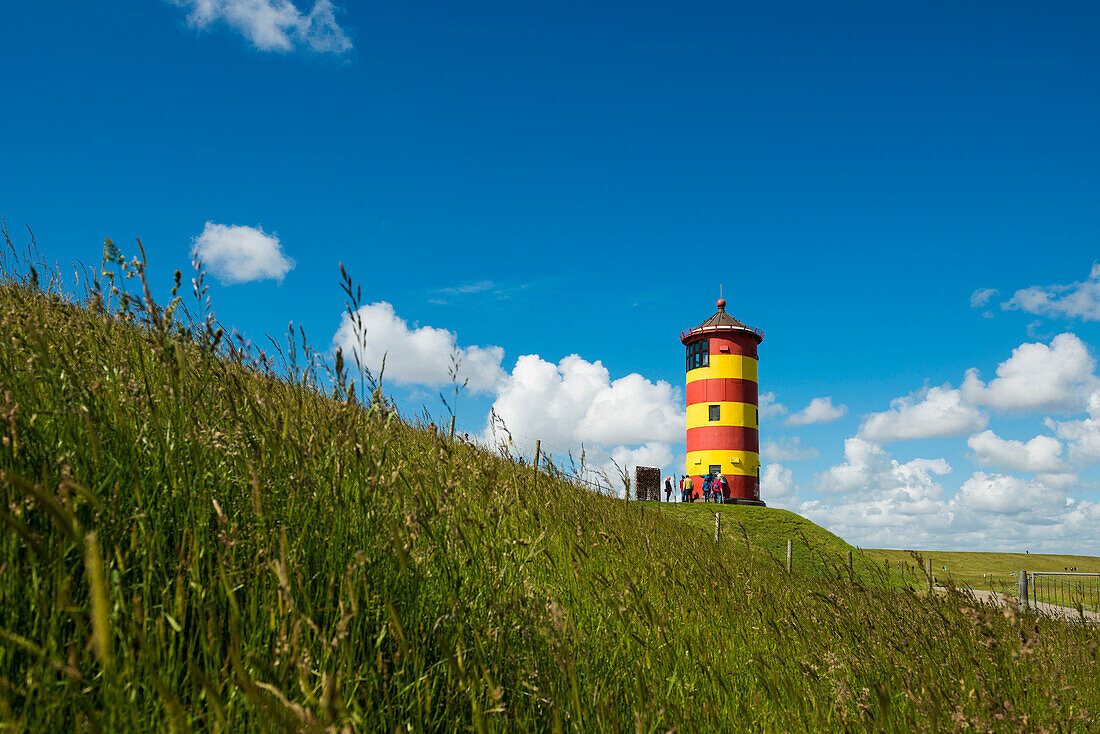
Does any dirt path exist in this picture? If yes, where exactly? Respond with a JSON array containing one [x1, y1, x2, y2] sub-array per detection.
[[960, 588, 1100, 622]]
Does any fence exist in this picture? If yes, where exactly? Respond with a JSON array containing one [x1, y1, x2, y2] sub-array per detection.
[[1018, 572, 1100, 619]]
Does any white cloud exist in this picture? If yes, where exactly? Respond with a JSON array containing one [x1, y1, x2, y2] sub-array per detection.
[[960, 333, 1097, 412], [484, 354, 683, 491], [762, 436, 819, 462], [970, 288, 999, 308], [191, 222, 295, 284], [818, 437, 951, 501], [436, 280, 497, 296], [793, 330, 1100, 551], [859, 386, 986, 443], [954, 472, 1061, 516], [966, 430, 1064, 473], [803, 439, 1100, 553], [487, 354, 682, 449], [759, 392, 787, 418], [785, 396, 846, 426], [1045, 390, 1100, 465], [802, 439, 956, 544], [332, 302, 506, 394], [170, 0, 352, 53], [1003, 264, 1100, 322], [609, 443, 674, 486], [761, 463, 798, 509], [1034, 472, 1082, 492]]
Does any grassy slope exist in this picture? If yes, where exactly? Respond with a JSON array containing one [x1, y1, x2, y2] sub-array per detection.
[[651, 503, 882, 579], [1, 264, 1099, 731]]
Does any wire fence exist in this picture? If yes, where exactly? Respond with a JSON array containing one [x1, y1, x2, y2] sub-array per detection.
[[1022, 572, 1100, 617]]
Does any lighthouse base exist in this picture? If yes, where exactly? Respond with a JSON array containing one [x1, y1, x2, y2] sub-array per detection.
[[726, 498, 767, 507]]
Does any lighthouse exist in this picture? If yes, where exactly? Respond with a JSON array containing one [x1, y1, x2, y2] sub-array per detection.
[[680, 299, 765, 505]]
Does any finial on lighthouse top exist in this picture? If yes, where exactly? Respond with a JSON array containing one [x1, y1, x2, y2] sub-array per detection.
[[679, 285, 765, 345]]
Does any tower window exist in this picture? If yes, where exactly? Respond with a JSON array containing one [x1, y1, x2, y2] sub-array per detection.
[[708, 404, 720, 421], [686, 340, 710, 371]]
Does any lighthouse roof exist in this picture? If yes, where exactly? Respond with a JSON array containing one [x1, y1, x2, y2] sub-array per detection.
[[680, 299, 764, 344]]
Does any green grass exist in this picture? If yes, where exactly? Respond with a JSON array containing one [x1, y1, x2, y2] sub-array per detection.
[[0, 242, 1099, 731], [652, 503, 884, 580]]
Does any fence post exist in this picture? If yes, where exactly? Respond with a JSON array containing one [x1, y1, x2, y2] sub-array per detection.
[[786, 539, 793, 573], [714, 513, 721, 546], [533, 440, 540, 474], [1018, 570, 1029, 610], [926, 558, 933, 596], [846, 550, 853, 579]]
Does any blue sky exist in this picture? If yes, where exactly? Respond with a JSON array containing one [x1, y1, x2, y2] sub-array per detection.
[[4, 1, 1100, 552]]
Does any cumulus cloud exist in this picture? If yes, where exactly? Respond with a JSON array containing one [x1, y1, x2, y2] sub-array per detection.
[[169, 0, 352, 53], [487, 354, 682, 449], [966, 430, 1064, 473], [802, 439, 956, 543], [1003, 264, 1100, 322], [803, 439, 1100, 552], [960, 333, 1097, 412], [483, 354, 684, 493], [970, 288, 999, 308], [1045, 390, 1100, 465], [859, 386, 986, 443], [761, 463, 798, 508], [759, 392, 787, 418], [1034, 472, 1082, 492], [191, 222, 295, 284], [785, 397, 846, 426], [762, 463, 794, 496], [818, 437, 951, 501], [954, 472, 1062, 515], [609, 443, 675, 480], [762, 436, 819, 462], [332, 302, 506, 394]]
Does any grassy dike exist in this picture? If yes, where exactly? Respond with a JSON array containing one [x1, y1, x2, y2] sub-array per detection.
[[656, 503, 884, 580], [0, 255, 1098, 731]]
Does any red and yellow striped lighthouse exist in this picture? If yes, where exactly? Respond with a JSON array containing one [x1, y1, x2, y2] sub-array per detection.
[[680, 299, 765, 505]]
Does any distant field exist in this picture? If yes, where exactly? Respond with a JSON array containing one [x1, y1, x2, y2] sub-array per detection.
[[862, 548, 1100, 593]]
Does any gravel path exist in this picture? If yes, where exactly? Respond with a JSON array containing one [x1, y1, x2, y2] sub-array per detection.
[[960, 588, 1100, 622]]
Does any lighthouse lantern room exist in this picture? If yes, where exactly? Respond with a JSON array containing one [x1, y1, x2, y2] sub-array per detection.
[[680, 299, 766, 505]]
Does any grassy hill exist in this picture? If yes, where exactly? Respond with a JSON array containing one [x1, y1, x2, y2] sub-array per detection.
[[1, 250, 1099, 731], [653, 503, 884, 580]]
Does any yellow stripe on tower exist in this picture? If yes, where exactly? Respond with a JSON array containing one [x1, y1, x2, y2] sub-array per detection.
[[686, 450, 761, 476], [687, 354, 758, 382], [686, 401, 758, 429]]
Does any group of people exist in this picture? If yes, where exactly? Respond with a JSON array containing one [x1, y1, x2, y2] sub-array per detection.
[[663, 472, 729, 503]]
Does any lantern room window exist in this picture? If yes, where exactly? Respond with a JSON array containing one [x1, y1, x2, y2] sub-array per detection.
[[686, 339, 709, 371]]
